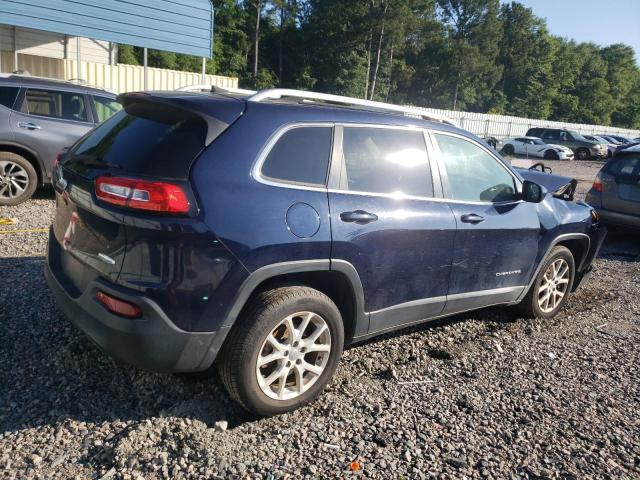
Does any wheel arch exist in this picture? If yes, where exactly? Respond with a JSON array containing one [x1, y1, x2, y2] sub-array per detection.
[[517, 233, 590, 302], [0, 142, 46, 185], [220, 260, 367, 346]]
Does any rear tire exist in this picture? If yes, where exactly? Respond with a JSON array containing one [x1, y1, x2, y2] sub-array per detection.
[[0, 151, 38, 206], [575, 148, 590, 161], [218, 286, 344, 416], [516, 246, 575, 319]]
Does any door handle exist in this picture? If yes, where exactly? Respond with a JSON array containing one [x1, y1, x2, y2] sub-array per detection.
[[340, 210, 378, 224], [18, 122, 41, 130], [461, 213, 485, 224]]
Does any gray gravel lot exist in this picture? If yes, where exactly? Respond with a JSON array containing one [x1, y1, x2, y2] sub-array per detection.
[[1, 161, 639, 479]]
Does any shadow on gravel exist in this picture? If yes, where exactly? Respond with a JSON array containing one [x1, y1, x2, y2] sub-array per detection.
[[0, 256, 253, 440], [598, 228, 640, 262], [31, 185, 55, 201]]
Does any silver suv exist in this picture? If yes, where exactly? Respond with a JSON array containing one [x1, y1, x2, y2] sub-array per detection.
[[0, 75, 121, 205]]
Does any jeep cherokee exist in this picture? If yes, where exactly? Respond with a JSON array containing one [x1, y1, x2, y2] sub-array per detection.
[[46, 89, 606, 415]]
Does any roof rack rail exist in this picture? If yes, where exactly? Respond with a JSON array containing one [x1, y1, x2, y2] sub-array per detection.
[[175, 84, 257, 95], [248, 88, 459, 127]]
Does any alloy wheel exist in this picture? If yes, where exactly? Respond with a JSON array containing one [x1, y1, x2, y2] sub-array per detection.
[[0, 161, 29, 199], [538, 258, 570, 313], [256, 311, 331, 401]]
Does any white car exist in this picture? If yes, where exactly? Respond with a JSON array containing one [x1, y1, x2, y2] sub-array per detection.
[[501, 136, 575, 160]]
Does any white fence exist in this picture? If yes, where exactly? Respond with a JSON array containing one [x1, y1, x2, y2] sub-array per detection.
[[413, 106, 640, 140]]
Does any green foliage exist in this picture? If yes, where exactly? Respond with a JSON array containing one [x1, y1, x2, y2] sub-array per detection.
[[116, 0, 639, 128]]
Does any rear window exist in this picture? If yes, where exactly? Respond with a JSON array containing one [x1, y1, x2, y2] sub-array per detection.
[[67, 101, 207, 178], [261, 126, 332, 186], [609, 156, 640, 177], [0, 86, 19, 109], [93, 95, 122, 123]]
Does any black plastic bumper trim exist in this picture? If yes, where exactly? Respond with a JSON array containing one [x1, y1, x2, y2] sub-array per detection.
[[45, 262, 222, 372]]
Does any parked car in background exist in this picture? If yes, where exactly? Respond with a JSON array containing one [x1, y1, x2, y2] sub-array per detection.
[[526, 127, 607, 160], [586, 145, 640, 229], [0, 74, 121, 205], [46, 88, 606, 416], [501, 136, 574, 160], [584, 135, 617, 158], [600, 135, 623, 145], [606, 135, 633, 145]]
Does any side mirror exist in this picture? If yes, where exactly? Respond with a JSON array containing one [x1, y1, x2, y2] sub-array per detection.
[[522, 180, 544, 203]]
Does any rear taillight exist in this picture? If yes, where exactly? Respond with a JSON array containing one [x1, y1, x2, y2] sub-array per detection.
[[54, 149, 67, 168], [592, 171, 613, 193], [95, 176, 190, 214], [96, 291, 142, 318], [592, 179, 603, 193]]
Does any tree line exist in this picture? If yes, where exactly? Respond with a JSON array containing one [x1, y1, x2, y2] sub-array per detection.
[[119, 0, 640, 129]]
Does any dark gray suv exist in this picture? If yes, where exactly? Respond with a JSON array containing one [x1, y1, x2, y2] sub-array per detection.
[[526, 127, 607, 160], [0, 75, 121, 205]]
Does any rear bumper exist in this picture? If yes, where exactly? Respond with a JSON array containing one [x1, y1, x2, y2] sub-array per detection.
[[594, 208, 640, 229], [45, 257, 224, 373]]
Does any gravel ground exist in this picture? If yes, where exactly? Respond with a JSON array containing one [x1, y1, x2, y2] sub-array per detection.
[[1, 164, 639, 479]]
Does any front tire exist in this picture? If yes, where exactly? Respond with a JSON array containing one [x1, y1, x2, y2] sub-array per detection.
[[0, 151, 38, 206], [218, 286, 344, 416], [544, 149, 559, 160], [517, 246, 575, 319]]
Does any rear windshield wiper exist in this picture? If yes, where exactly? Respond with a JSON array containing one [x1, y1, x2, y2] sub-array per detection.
[[66, 154, 122, 169]]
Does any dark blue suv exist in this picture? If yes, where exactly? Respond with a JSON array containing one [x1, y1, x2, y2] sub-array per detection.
[[45, 89, 606, 415]]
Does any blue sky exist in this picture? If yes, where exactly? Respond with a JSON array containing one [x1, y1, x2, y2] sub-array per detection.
[[503, 0, 640, 63]]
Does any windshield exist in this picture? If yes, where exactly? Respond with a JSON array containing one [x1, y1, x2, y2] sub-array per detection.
[[532, 138, 545, 145], [569, 130, 589, 142]]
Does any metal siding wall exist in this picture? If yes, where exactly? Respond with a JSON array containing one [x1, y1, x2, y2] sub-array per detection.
[[0, 25, 111, 64], [66, 58, 238, 93], [0, 52, 237, 92], [413, 106, 640, 139], [0, 0, 213, 57]]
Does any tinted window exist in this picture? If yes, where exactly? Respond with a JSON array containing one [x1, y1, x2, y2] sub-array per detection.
[[542, 130, 560, 140], [610, 156, 640, 177], [434, 134, 516, 202], [261, 127, 332, 186], [24, 89, 87, 122], [93, 96, 122, 123], [0, 86, 19, 109], [67, 101, 207, 179], [340, 127, 432, 197]]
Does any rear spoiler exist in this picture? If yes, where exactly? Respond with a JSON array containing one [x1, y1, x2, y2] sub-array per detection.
[[117, 92, 246, 146]]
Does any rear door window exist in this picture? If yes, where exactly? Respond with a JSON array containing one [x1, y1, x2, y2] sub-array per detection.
[[434, 133, 517, 203], [339, 127, 433, 197], [23, 88, 88, 122], [93, 96, 122, 123], [0, 86, 19, 109], [261, 126, 333, 186]]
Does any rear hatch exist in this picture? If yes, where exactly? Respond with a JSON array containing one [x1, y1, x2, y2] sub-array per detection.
[[50, 92, 245, 292], [602, 153, 640, 215]]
